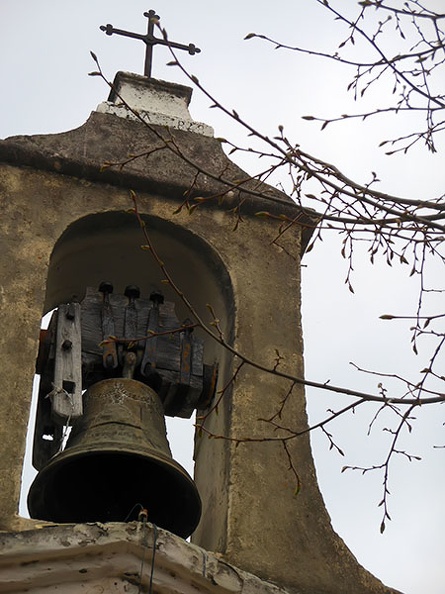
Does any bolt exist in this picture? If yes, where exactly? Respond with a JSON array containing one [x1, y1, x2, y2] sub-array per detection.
[[149, 290, 164, 305], [65, 303, 76, 320], [62, 339, 73, 351], [125, 285, 141, 300], [99, 281, 113, 294], [182, 318, 194, 333]]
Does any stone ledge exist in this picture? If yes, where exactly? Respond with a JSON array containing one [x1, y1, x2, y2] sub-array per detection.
[[0, 523, 294, 594], [97, 102, 214, 136]]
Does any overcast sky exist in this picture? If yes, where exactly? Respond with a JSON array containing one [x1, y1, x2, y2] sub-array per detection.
[[1, 2, 444, 593]]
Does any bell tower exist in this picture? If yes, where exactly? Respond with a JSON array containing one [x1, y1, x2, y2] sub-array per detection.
[[0, 10, 401, 594]]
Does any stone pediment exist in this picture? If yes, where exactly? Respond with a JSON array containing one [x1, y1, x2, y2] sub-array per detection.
[[0, 73, 317, 251]]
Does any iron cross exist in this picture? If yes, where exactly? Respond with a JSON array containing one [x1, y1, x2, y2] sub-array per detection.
[[100, 10, 201, 79]]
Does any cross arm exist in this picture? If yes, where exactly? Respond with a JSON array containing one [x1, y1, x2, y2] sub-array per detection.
[[156, 37, 201, 55], [100, 24, 147, 43]]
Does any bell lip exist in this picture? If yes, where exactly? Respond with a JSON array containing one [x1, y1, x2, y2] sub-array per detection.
[[27, 448, 202, 538], [39, 439, 194, 476]]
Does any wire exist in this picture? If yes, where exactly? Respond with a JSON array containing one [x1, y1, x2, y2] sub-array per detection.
[[148, 524, 158, 594], [125, 502, 144, 522], [134, 506, 157, 594]]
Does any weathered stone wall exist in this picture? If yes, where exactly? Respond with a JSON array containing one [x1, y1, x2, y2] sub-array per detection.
[[0, 160, 240, 531], [0, 107, 400, 593]]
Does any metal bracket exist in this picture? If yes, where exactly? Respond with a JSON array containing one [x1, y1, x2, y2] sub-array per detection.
[[141, 291, 164, 376], [99, 281, 118, 370], [51, 302, 83, 422]]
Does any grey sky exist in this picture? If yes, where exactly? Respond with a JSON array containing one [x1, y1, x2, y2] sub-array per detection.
[[1, 2, 444, 593]]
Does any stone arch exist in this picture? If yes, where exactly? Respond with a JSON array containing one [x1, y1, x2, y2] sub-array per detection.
[[44, 210, 235, 363], [21, 210, 236, 529]]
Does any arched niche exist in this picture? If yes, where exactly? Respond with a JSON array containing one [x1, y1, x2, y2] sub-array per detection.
[[44, 210, 235, 364], [22, 210, 236, 525]]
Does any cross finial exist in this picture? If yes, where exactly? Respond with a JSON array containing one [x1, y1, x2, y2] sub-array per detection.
[[100, 9, 201, 78]]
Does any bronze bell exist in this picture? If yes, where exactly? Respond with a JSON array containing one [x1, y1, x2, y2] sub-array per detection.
[[27, 378, 201, 538]]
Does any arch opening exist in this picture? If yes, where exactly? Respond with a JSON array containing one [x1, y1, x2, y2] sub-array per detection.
[[21, 210, 235, 526]]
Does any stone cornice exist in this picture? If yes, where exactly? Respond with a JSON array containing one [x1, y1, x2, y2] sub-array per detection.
[[0, 523, 294, 594], [0, 111, 318, 253]]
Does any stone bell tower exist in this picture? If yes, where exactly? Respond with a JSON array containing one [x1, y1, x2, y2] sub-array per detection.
[[0, 10, 401, 594]]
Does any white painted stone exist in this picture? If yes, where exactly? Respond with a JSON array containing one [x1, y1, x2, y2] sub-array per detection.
[[0, 523, 290, 594], [96, 71, 214, 137]]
